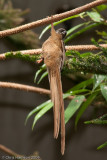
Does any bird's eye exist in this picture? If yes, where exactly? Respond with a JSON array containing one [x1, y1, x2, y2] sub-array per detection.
[[56, 28, 67, 39], [62, 30, 66, 38]]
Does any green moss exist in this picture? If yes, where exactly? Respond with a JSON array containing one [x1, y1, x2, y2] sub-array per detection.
[[63, 53, 107, 75], [5, 51, 40, 62]]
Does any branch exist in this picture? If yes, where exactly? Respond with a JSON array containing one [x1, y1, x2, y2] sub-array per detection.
[[0, 0, 107, 37], [0, 144, 21, 157], [0, 81, 78, 100], [64, 53, 107, 75], [0, 44, 107, 74], [66, 44, 107, 51], [0, 144, 41, 160], [0, 44, 107, 60]]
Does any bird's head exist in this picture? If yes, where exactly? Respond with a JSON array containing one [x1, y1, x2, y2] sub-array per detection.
[[56, 28, 67, 39]]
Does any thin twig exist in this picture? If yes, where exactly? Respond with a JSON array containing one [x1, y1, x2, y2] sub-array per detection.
[[0, 0, 106, 38], [0, 81, 85, 101], [0, 44, 107, 60], [0, 144, 21, 157]]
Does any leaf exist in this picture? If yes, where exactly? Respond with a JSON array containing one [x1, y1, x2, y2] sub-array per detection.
[[97, 141, 107, 150], [70, 89, 90, 95], [25, 100, 51, 124], [65, 95, 85, 124], [84, 114, 107, 124], [87, 11, 103, 22], [37, 71, 48, 84], [32, 93, 72, 129], [96, 4, 107, 12], [75, 91, 98, 128], [84, 119, 107, 125], [32, 102, 53, 129], [96, 30, 107, 39], [91, 38, 107, 56], [67, 23, 85, 36], [39, 13, 85, 39], [93, 74, 106, 91], [64, 23, 101, 43], [63, 93, 72, 99], [80, 52, 93, 57], [101, 84, 107, 101], [34, 64, 46, 83], [68, 79, 93, 92], [26, 93, 71, 125]]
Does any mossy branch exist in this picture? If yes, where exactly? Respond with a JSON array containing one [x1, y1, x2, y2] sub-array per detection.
[[0, 47, 106, 74], [64, 53, 107, 74]]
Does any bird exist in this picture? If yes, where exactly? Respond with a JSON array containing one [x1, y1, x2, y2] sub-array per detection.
[[42, 23, 66, 155]]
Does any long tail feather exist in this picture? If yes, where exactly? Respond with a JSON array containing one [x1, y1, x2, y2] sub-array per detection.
[[48, 68, 65, 154]]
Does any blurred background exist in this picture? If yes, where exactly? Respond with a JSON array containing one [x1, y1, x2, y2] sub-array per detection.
[[0, 0, 107, 160]]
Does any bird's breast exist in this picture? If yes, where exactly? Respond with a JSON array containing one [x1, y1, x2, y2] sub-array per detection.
[[42, 39, 62, 68]]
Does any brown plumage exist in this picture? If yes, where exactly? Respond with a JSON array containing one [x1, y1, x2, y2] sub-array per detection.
[[42, 23, 66, 155]]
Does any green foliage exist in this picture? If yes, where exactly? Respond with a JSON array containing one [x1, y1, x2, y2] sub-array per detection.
[[97, 141, 107, 150], [93, 74, 106, 91], [84, 114, 107, 124], [86, 11, 103, 22], [75, 91, 98, 128], [101, 84, 107, 101], [65, 95, 85, 124], [64, 22, 101, 43], [64, 51, 107, 74], [32, 101, 53, 129], [91, 38, 107, 57], [96, 4, 107, 12], [34, 64, 47, 83], [97, 30, 107, 44], [67, 79, 93, 91], [26, 93, 71, 129]]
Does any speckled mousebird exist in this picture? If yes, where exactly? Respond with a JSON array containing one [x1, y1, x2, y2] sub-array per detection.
[[42, 23, 66, 155]]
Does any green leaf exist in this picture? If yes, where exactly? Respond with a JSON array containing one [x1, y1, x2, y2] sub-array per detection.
[[25, 100, 51, 124], [75, 91, 98, 128], [70, 89, 90, 95], [64, 23, 101, 43], [84, 114, 107, 124], [80, 52, 93, 57], [65, 95, 85, 124], [96, 4, 107, 12], [96, 30, 107, 39], [37, 71, 48, 84], [93, 74, 106, 91], [101, 84, 107, 101], [85, 113, 107, 125], [87, 11, 103, 22], [34, 64, 46, 83], [32, 92, 78, 129], [67, 23, 85, 36], [39, 13, 85, 39], [97, 141, 107, 150], [63, 93, 72, 99], [84, 120, 107, 125], [32, 102, 53, 129], [26, 93, 71, 125], [68, 79, 93, 92]]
